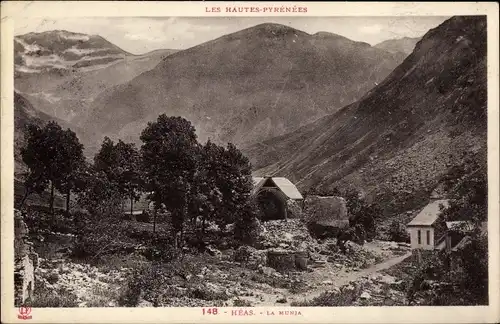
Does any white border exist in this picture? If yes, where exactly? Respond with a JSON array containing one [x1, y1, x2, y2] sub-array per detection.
[[1, 2, 499, 323]]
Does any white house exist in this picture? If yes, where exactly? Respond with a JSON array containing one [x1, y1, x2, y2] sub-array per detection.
[[406, 199, 449, 250]]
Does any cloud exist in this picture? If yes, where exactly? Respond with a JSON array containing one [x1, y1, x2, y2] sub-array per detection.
[[358, 24, 383, 35], [14, 16, 450, 55]]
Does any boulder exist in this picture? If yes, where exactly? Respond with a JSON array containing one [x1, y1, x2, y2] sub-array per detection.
[[267, 249, 296, 272], [303, 196, 349, 227], [360, 291, 371, 300], [259, 266, 276, 276]]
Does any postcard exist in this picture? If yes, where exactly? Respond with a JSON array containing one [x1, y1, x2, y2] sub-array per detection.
[[1, 1, 499, 323]]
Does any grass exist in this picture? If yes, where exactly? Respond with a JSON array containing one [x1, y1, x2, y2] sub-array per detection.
[[291, 283, 365, 307], [86, 285, 121, 307], [26, 281, 79, 308], [233, 298, 254, 307]]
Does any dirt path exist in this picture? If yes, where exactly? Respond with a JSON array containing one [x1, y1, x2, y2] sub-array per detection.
[[252, 251, 412, 306], [288, 251, 412, 304]]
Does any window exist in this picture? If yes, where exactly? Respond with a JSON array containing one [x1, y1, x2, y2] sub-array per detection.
[[417, 230, 421, 245], [426, 230, 430, 245]]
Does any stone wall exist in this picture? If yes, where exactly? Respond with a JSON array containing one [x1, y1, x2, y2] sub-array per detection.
[[14, 209, 38, 306]]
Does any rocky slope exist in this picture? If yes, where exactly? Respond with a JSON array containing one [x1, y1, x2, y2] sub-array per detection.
[[14, 30, 177, 123], [246, 16, 487, 215], [81, 23, 405, 148], [374, 37, 421, 55]]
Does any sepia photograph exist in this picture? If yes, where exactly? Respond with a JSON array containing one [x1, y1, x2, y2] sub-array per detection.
[[1, 2, 499, 324]]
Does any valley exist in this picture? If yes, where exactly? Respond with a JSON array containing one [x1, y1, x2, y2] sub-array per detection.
[[12, 16, 489, 309]]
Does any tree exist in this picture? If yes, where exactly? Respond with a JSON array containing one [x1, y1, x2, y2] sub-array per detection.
[[94, 137, 142, 215], [140, 115, 200, 245], [189, 141, 224, 236], [20, 121, 85, 214], [114, 140, 142, 216], [53, 128, 86, 214], [214, 143, 254, 230], [344, 188, 381, 242], [408, 152, 488, 305], [77, 167, 122, 218], [94, 137, 118, 179], [234, 200, 261, 246], [19, 124, 49, 208]]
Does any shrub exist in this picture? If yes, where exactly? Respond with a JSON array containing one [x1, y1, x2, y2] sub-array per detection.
[[233, 201, 261, 246], [135, 211, 151, 223], [388, 220, 410, 242], [22, 207, 77, 235], [72, 218, 133, 260], [26, 281, 79, 308], [118, 270, 144, 307], [188, 287, 229, 301], [291, 285, 363, 306], [233, 298, 253, 307]]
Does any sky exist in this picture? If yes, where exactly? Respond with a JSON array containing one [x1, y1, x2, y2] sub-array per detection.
[[14, 16, 450, 55]]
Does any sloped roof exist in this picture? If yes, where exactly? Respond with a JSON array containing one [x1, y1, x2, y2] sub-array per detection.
[[253, 177, 265, 187], [252, 176, 303, 200], [407, 199, 449, 227], [452, 236, 472, 252], [271, 177, 303, 199]]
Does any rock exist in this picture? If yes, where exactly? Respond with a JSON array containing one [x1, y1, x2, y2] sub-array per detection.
[[206, 245, 222, 257], [14, 210, 38, 305], [322, 280, 333, 285], [343, 285, 355, 291], [259, 266, 276, 276], [360, 291, 371, 299], [276, 296, 287, 303], [311, 260, 327, 268], [138, 299, 153, 307]]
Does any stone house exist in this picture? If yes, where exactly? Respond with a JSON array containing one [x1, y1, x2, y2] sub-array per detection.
[[406, 199, 449, 250], [252, 176, 303, 221]]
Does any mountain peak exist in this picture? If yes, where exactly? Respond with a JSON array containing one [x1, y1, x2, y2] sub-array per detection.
[[237, 23, 309, 38]]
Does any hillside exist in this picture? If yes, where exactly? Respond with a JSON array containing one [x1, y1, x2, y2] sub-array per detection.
[[13, 92, 87, 176], [14, 30, 178, 123], [246, 16, 487, 215], [81, 23, 406, 148], [374, 37, 421, 55]]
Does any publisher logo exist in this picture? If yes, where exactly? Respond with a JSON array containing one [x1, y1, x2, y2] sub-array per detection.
[[18, 306, 32, 320]]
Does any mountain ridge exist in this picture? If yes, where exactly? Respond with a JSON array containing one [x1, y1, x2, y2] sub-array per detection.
[[80, 22, 406, 152], [245, 16, 487, 216]]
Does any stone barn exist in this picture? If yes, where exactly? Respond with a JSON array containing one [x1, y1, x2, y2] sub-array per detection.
[[303, 195, 349, 238], [252, 177, 303, 221]]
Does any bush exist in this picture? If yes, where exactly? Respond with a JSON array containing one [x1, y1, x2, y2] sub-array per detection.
[[22, 207, 77, 235], [233, 201, 261, 246], [135, 211, 151, 223], [233, 298, 253, 307], [26, 281, 79, 308], [291, 285, 363, 306], [388, 220, 410, 242], [189, 287, 229, 301], [118, 269, 144, 307], [72, 217, 134, 260]]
